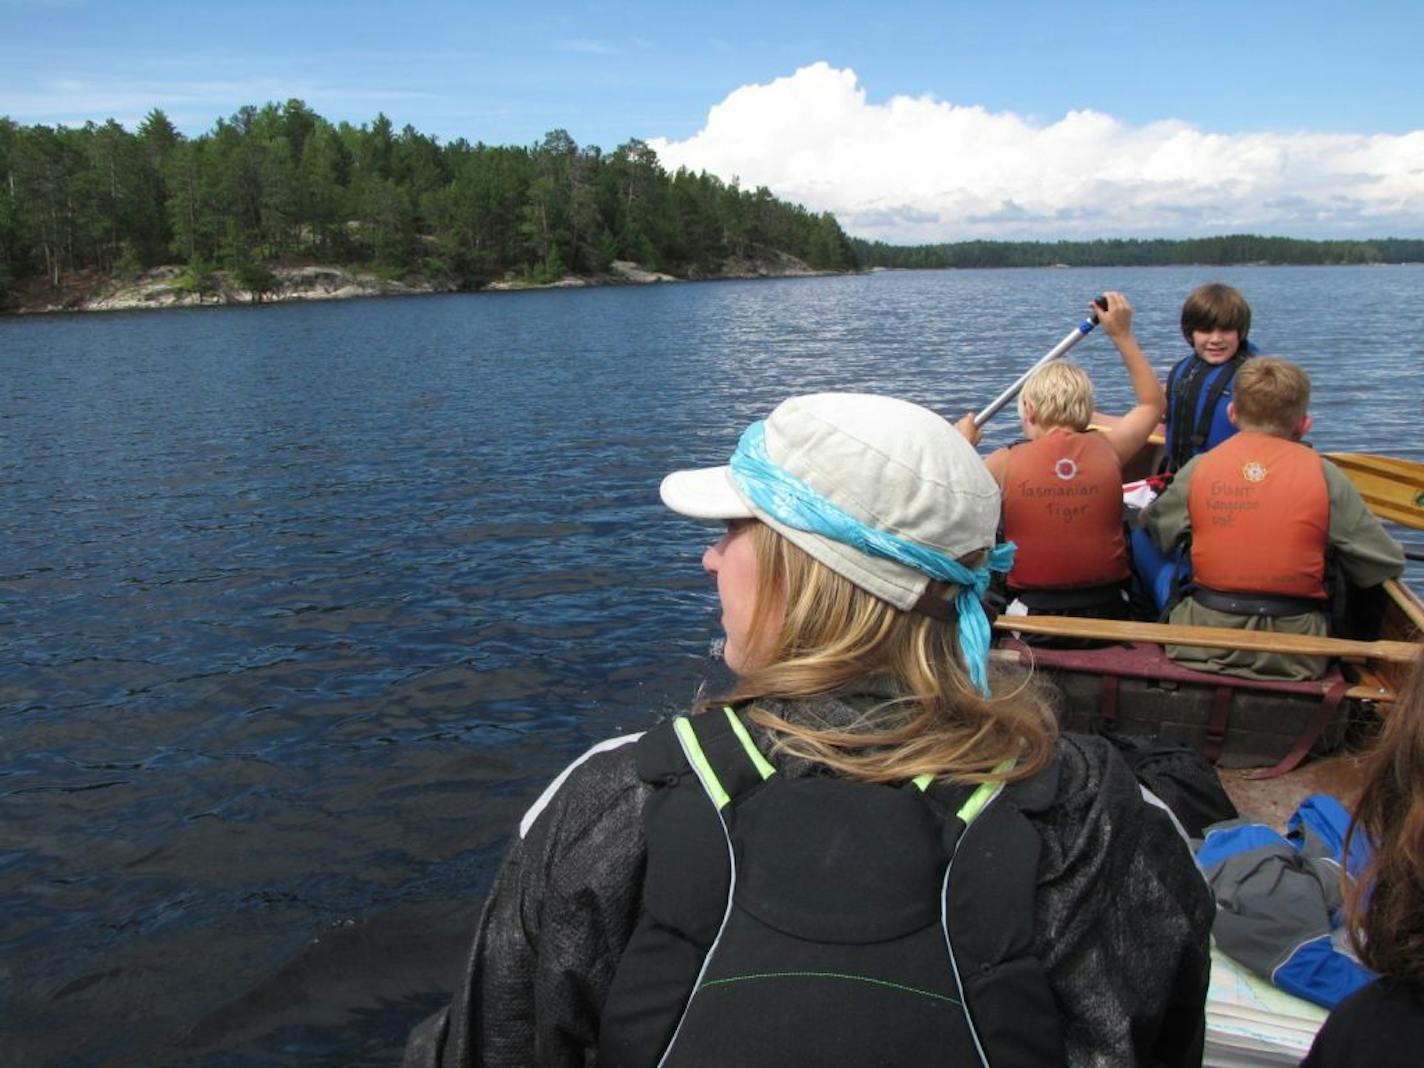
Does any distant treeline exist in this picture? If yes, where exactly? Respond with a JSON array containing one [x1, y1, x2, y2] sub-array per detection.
[[0, 101, 857, 300], [851, 235, 1424, 270]]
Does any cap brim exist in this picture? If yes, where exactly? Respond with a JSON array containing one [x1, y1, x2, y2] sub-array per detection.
[[659, 466, 754, 520]]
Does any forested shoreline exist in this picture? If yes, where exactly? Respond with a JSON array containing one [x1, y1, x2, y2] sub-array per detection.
[[3, 100, 1422, 314], [0, 101, 857, 309], [852, 235, 1424, 269]]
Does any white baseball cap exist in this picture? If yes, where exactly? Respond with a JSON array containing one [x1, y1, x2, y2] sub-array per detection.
[[659, 393, 1001, 612]]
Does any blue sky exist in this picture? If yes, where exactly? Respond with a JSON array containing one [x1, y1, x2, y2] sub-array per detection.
[[4, 0, 1422, 242]]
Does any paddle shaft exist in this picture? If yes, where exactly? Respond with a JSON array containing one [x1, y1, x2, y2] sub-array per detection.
[[973, 309, 1102, 428]]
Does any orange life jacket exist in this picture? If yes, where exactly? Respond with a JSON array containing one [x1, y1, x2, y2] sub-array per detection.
[[1002, 430, 1130, 591], [1187, 432, 1329, 600]]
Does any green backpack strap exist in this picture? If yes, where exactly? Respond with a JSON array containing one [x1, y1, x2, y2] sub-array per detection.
[[911, 760, 1015, 827], [676, 706, 1013, 829], [672, 705, 1017, 824], [674, 706, 775, 810]]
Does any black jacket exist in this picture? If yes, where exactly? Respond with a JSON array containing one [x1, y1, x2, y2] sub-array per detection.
[[1300, 977, 1424, 1068], [403, 699, 1214, 1067]]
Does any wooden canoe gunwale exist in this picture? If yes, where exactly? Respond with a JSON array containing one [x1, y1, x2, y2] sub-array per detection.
[[992, 579, 1421, 701], [995, 615, 1419, 664]]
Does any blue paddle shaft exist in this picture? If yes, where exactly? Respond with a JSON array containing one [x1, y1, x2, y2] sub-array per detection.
[[973, 319, 1096, 427], [972, 296, 1108, 428]]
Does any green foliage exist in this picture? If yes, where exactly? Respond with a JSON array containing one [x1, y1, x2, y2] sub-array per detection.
[[529, 246, 567, 285], [230, 256, 279, 300], [8, 104, 867, 297], [0, 102, 836, 296], [850, 234, 1424, 270], [170, 258, 218, 298], [112, 242, 143, 279]]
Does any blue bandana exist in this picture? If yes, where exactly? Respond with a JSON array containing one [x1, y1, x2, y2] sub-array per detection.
[[727, 420, 1014, 695]]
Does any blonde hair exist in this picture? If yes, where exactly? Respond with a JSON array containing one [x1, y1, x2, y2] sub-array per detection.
[[1232, 357, 1310, 436], [1017, 361, 1095, 431], [1345, 654, 1424, 979], [707, 521, 1058, 785]]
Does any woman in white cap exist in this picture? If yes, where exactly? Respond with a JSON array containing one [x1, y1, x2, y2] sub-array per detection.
[[404, 393, 1212, 1068]]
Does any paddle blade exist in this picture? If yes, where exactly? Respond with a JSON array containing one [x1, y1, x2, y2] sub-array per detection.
[[1327, 453, 1424, 531]]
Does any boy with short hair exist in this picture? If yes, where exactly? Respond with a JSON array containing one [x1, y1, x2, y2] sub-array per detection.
[[1144, 357, 1403, 680], [1163, 282, 1254, 473]]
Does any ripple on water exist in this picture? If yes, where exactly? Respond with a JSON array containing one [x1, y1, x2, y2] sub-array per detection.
[[1, 266, 1421, 1064]]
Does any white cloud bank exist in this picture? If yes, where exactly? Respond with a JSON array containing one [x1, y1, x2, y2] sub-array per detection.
[[649, 62, 1424, 244]]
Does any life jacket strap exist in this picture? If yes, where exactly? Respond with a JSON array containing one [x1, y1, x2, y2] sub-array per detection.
[[1166, 351, 1247, 472], [1009, 581, 1127, 612], [676, 708, 1010, 825], [673, 707, 774, 811], [1191, 586, 1325, 618], [1165, 356, 1198, 471], [1191, 355, 1245, 449]]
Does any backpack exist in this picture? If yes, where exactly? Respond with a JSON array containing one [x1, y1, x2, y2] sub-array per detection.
[[598, 706, 1065, 1067], [1102, 731, 1238, 838]]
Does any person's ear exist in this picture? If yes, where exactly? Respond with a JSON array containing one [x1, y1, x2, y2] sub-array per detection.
[[1295, 413, 1313, 441], [1226, 400, 1239, 427]]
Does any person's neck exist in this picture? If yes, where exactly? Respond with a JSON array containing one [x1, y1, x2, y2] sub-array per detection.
[[1235, 423, 1297, 442]]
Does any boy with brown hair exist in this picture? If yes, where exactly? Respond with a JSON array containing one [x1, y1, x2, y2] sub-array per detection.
[[1163, 282, 1254, 472], [1144, 357, 1403, 680]]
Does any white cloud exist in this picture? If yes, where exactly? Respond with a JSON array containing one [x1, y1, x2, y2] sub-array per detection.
[[648, 62, 1424, 243]]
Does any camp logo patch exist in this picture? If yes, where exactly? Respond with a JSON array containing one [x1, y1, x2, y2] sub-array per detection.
[[1242, 461, 1268, 483], [1054, 457, 1078, 481]]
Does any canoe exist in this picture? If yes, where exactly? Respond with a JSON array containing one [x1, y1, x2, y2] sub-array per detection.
[[992, 578, 1421, 778], [994, 417, 1424, 779], [1057, 417, 1423, 1060]]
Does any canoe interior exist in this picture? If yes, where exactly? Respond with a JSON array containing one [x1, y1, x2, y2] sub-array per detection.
[[992, 580, 1421, 772]]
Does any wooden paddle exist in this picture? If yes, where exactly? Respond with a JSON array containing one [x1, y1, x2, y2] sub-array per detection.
[[1322, 453, 1424, 531], [993, 614, 1421, 664]]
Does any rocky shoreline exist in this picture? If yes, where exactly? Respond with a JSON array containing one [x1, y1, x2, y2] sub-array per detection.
[[6, 253, 834, 316]]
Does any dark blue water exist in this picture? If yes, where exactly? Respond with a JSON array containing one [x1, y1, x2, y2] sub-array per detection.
[[2, 266, 1421, 1065]]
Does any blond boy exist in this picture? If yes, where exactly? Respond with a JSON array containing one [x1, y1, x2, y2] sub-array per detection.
[[959, 291, 1164, 619]]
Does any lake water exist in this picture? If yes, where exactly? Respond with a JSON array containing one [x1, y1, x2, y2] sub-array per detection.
[[3, 265, 1422, 1066]]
